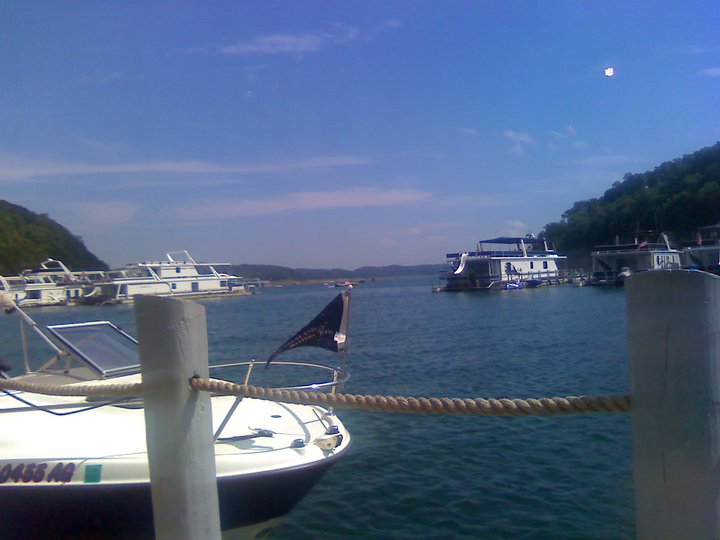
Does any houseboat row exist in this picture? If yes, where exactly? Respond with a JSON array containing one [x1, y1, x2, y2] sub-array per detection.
[[0, 251, 259, 307], [436, 225, 720, 291]]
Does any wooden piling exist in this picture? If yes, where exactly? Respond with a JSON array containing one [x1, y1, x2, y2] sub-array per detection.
[[627, 270, 720, 539], [135, 295, 222, 540]]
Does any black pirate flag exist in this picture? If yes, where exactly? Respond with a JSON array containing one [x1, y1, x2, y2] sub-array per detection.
[[266, 291, 350, 367]]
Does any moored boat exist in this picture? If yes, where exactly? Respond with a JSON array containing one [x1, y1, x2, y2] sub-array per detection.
[[0, 291, 352, 539], [85, 251, 250, 304], [683, 223, 720, 275], [437, 236, 567, 291], [589, 233, 682, 286]]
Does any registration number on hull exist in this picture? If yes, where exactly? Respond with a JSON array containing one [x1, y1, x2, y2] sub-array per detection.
[[0, 462, 76, 484]]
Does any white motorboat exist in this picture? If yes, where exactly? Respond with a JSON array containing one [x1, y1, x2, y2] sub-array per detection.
[[0, 291, 352, 539], [589, 233, 682, 286], [85, 251, 251, 304], [437, 236, 567, 291]]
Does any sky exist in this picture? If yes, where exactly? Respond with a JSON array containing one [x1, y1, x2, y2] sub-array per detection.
[[1, 1, 719, 269]]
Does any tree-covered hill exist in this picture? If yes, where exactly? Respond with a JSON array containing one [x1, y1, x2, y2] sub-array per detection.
[[230, 263, 443, 282], [0, 200, 109, 275], [542, 142, 720, 266]]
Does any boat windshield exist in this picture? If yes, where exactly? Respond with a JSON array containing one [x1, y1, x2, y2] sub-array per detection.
[[46, 322, 140, 377]]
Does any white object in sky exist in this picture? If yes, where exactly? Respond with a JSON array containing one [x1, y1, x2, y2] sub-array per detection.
[[604, 67, 615, 77]]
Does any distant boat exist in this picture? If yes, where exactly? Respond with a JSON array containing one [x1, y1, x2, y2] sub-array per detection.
[[683, 223, 720, 275], [589, 233, 682, 286], [0, 259, 103, 308], [84, 251, 251, 304], [436, 236, 567, 291]]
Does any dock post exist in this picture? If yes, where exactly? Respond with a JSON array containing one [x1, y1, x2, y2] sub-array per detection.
[[134, 295, 222, 540], [626, 270, 720, 539]]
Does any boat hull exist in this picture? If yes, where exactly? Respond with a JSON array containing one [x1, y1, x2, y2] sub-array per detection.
[[0, 457, 340, 540]]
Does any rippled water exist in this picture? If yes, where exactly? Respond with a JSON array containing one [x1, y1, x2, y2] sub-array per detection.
[[0, 278, 634, 539]]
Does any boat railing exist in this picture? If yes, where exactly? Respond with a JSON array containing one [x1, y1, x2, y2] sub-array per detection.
[[208, 359, 349, 392], [209, 359, 350, 442]]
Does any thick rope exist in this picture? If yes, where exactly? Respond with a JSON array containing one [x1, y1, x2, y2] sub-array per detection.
[[0, 378, 142, 398], [190, 378, 630, 415], [0, 376, 630, 415]]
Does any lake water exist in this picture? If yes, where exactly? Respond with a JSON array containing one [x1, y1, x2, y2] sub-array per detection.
[[0, 278, 634, 539]]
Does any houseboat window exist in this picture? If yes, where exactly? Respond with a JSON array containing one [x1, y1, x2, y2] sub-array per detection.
[[171, 283, 177, 289], [220, 280, 227, 287], [530, 262, 534, 269], [196, 265, 213, 275], [176, 267, 181, 273], [543, 261, 548, 269]]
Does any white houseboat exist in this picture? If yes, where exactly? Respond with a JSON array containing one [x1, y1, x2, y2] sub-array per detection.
[[0, 275, 29, 304], [19, 259, 106, 307], [590, 233, 682, 286], [437, 236, 567, 291], [683, 223, 720, 275], [87, 251, 249, 304]]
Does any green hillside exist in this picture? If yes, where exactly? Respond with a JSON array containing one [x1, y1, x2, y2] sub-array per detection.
[[0, 200, 109, 275], [230, 263, 443, 282], [542, 142, 720, 266]]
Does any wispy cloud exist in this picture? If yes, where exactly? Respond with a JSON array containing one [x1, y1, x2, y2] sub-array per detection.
[[503, 130, 534, 156], [62, 201, 141, 227], [566, 155, 644, 167], [502, 220, 530, 236], [680, 45, 720, 55], [457, 127, 477, 137], [169, 187, 432, 219], [0, 155, 369, 182], [220, 25, 361, 56], [438, 194, 508, 208], [503, 130, 534, 144], [698, 67, 720, 77]]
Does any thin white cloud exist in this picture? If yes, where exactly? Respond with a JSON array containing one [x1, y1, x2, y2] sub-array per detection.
[[503, 130, 534, 144], [503, 130, 534, 156], [220, 25, 361, 56], [63, 201, 141, 227], [457, 127, 477, 137], [680, 45, 720, 55], [566, 155, 644, 167], [438, 194, 508, 208], [505, 219, 527, 230], [698, 67, 720, 77], [170, 187, 432, 219], [506, 144, 525, 156], [0, 155, 369, 182]]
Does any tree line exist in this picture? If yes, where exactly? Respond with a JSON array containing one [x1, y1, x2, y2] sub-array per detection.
[[0, 200, 108, 275], [541, 141, 720, 266]]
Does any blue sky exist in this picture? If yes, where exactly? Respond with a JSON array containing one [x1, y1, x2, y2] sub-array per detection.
[[1, 2, 719, 268]]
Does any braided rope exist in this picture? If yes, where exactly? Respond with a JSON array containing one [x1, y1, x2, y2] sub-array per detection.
[[0, 378, 142, 397], [0, 376, 630, 415], [189, 378, 630, 416]]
